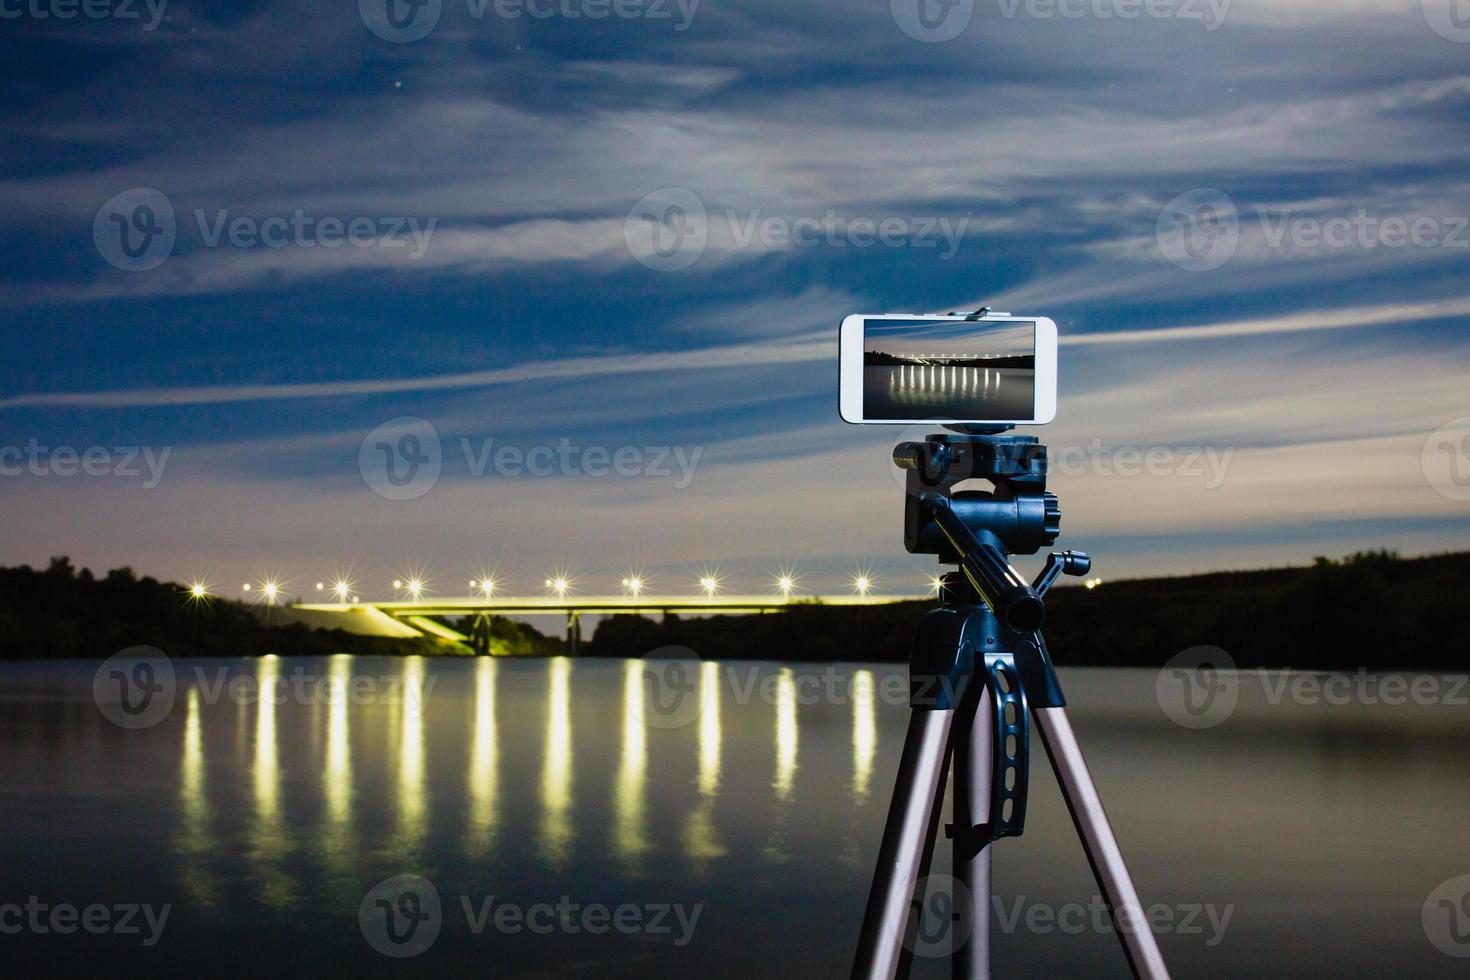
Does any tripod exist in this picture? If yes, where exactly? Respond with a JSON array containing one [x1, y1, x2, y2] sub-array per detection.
[[852, 430, 1169, 980]]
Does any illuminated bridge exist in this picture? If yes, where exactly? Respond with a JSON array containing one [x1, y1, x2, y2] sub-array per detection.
[[289, 593, 930, 655]]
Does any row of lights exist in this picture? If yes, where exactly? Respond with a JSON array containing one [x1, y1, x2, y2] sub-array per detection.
[[188, 571, 1102, 603], [188, 568, 883, 602]]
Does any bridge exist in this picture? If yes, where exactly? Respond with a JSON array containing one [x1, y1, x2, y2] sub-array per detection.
[[289, 593, 929, 655]]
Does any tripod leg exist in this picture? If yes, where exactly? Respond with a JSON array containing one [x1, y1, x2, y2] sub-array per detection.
[[852, 708, 955, 980], [951, 688, 993, 980], [1033, 706, 1170, 980]]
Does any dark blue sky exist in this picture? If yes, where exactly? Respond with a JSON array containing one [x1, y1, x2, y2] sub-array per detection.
[[2, 0, 1468, 597]]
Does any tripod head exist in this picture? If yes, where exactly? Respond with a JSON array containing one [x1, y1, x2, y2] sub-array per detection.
[[893, 429, 1079, 633]]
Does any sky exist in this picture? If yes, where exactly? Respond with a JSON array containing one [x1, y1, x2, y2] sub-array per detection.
[[1, 0, 1469, 599], [861, 319, 1034, 357]]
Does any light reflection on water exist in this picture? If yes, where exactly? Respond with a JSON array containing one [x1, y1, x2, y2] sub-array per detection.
[[540, 654, 574, 867], [1, 657, 1468, 978], [464, 656, 497, 857]]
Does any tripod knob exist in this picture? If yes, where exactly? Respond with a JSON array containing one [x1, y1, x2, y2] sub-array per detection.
[[1043, 492, 1061, 544]]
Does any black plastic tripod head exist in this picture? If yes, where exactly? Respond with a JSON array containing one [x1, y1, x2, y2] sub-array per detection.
[[893, 430, 1064, 633]]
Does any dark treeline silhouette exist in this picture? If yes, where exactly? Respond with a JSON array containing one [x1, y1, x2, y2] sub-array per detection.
[[0, 557, 446, 659], [4, 551, 1464, 667], [589, 551, 1470, 670], [863, 350, 1035, 370]]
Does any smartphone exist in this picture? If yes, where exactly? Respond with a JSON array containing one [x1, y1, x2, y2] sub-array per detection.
[[838, 313, 1057, 424]]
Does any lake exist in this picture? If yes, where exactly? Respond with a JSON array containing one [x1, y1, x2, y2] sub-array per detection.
[[1, 656, 1467, 977], [863, 365, 1034, 420]]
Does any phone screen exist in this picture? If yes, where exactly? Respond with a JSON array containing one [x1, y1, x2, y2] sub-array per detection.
[[862, 318, 1037, 421]]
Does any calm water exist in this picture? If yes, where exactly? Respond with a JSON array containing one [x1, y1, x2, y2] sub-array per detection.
[[2, 657, 1467, 977], [863, 365, 1034, 420]]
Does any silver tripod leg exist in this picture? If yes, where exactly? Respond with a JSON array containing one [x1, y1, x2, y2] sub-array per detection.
[[853, 708, 955, 980], [952, 686, 993, 980], [1033, 706, 1171, 980]]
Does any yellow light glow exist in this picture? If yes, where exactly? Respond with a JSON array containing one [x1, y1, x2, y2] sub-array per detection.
[[480, 578, 496, 597], [242, 583, 252, 592], [189, 582, 209, 600], [262, 581, 280, 602], [1085, 577, 1103, 590], [315, 582, 324, 591], [853, 575, 872, 596], [547, 576, 570, 597], [392, 579, 403, 590], [333, 580, 351, 601], [407, 579, 423, 598], [623, 576, 644, 596], [778, 576, 795, 596], [930, 575, 944, 594], [699, 575, 719, 597]]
